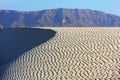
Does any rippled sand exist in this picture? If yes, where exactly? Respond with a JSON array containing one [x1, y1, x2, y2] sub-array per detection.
[[1, 27, 120, 80]]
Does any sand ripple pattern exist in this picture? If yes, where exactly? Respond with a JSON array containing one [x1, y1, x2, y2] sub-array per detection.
[[2, 27, 120, 80]]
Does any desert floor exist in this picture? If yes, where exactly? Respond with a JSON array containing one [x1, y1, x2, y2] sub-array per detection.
[[1, 27, 120, 80]]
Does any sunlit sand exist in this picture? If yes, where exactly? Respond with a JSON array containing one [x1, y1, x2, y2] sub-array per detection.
[[1, 27, 120, 80]]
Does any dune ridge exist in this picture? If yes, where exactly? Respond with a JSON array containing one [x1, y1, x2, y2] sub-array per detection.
[[1, 27, 120, 80], [0, 28, 56, 79]]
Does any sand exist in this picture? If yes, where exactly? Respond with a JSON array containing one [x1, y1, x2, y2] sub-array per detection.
[[1, 27, 120, 80], [0, 28, 56, 79]]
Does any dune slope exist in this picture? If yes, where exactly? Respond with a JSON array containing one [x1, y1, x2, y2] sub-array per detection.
[[0, 28, 56, 78], [1, 27, 120, 80]]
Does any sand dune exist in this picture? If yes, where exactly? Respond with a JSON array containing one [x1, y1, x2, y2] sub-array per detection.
[[0, 28, 56, 78], [1, 27, 120, 80]]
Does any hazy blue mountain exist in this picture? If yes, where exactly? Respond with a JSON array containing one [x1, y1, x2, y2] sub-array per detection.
[[0, 8, 120, 28]]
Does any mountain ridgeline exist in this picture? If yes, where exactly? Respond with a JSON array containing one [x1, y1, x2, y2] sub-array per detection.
[[0, 8, 120, 28]]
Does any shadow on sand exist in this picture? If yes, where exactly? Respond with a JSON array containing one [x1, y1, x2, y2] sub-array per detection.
[[0, 28, 56, 77]]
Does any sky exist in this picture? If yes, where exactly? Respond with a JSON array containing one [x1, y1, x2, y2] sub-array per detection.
[[0, 0, 120, 16]]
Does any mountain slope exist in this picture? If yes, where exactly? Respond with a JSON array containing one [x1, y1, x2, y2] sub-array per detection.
[[0, 8, 120, 28]]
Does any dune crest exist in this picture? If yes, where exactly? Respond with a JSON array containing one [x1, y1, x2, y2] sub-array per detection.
[[1, 27, 120, 80], [0, 28, 56, 78]]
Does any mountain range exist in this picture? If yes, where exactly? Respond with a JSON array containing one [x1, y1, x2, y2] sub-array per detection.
[[0, 8, 120, 28]]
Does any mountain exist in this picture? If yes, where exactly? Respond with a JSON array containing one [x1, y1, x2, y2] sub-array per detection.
[[0, 8, 120, 28]]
